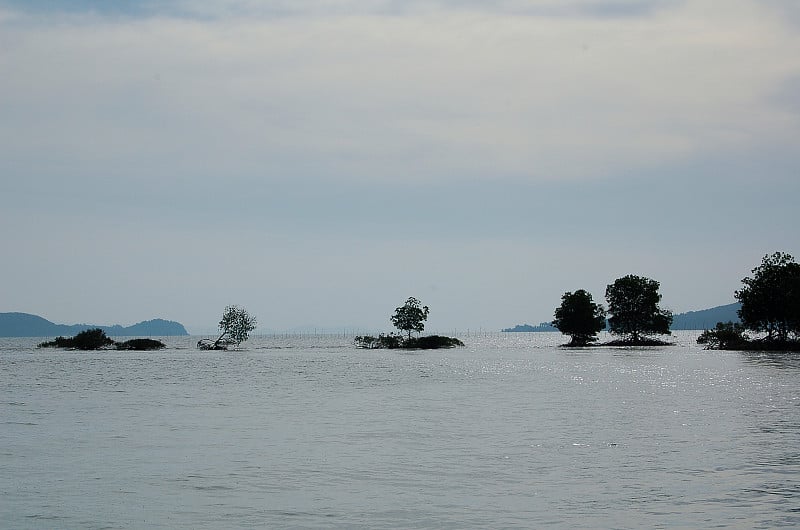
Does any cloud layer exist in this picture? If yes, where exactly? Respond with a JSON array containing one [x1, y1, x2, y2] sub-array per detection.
[[3, 0, 798, 189]]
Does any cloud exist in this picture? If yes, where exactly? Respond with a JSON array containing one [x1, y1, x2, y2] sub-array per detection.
[[1, 1, 679, 19], [0, 0, 161, 18], [762, 0, 800, 30], [1, 0, 798, 194]]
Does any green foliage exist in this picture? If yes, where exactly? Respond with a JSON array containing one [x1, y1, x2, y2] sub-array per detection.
[[697, 321, 749, 349], [38, 336, 72, 348], [390, 297, 430, 338], [216, 305, 257, 347], [354, 333, 404, 349], [115, 338, 166, 350], [605, 275, 672, 344], [353, 335, 375, 348], [72, 328, 115, 350], [735, 252, 800, 342], [358, 297, 459, 350], [552, 289, 606, 346], [403, 335, 464, 349], [38, 328, 115, 350], [39, 329, 166, 351], [697, 321, 800, 351], [354, 333, 463, 350]]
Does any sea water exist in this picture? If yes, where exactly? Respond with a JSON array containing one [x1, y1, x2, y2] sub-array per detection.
[[1, 332, 798, 529]]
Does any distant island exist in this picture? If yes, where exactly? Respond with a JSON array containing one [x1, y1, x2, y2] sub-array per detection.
[[0, 312, 188, 337], [502, 322, 557, 332], [503, 303, 741, 332]]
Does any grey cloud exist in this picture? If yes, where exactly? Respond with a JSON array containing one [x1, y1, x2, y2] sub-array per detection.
[[0, 0, 162, 17], [1, 0, 682, 20], [2, 2, 798, 194], [186, 0, 682, 19], [770, 75, 800, 119], [763, 0, 800, 29]]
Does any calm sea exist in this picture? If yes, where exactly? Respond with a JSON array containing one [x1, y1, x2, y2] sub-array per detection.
[[1, 331, 798, 529]]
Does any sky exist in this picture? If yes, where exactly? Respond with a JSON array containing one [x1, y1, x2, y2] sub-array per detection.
[[1, 0, 798, 334]]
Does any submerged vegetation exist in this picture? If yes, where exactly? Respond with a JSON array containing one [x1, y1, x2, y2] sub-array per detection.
[[404, 335, 465, 349], [698, 321, 800, 351], [700, 252, 800, 351], [355, 333, 464, 350], [38, 328, 165, 351], [115, 338, 168, 351], [697, 321, 750, 350], [354, 333, 403, 349]]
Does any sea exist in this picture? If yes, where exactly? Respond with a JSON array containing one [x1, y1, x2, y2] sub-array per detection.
[[1, 331, 798, 529]]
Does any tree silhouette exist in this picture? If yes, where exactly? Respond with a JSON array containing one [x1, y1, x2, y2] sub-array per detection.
[[198, 305, 257, 349], [390, 297, 430, 339], [552, 289, 606, 346], [606, 275, 672, 344], [736, 252, 800, 342]]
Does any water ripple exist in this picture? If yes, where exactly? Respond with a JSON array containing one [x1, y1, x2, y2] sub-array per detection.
[[1, 332, 798, 529]]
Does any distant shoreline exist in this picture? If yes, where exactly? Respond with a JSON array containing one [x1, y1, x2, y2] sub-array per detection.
[[503, 302, 741, 332]]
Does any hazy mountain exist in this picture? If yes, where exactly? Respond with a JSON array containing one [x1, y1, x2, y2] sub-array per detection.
[[504, 302, 742, 332], [669, 303, 741, 330], [0, 312, 189, 337]]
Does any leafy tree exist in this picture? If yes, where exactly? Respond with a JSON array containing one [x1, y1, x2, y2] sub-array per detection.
[[605, 275, 672, 344], [390, 297, 430, 339], [219, 305, 257, 346], [735, 252, 800, 342], [552, 289, 606, 346], [199, 305, 257, 349]]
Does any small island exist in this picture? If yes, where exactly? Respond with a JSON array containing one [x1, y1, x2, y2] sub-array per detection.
[[354, 297, 464, 350], [355, 333, 465, 349], [38, 328, 166, 351], [551, 276, 673, 347], [602, 275, 673, 346]]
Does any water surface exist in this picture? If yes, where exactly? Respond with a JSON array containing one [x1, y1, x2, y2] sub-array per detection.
[[2, 332, 798, 528]]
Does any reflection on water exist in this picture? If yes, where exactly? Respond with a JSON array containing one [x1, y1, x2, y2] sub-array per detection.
[[1, 331, 798, 529]]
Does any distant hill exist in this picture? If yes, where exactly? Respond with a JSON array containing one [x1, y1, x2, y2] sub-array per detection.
[[503, 302, 742, 333], [669, 303, 741, 330], [0, 312, 189, 337], [502, 322, 557, 332]]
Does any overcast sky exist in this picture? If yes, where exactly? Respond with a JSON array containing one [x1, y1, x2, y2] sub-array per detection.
[[1, 0, 798, 333]]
